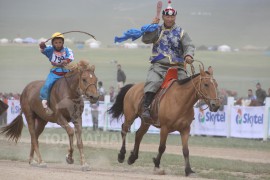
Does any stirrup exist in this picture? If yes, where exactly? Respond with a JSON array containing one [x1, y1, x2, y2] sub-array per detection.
[[142, 109, 153, 124], [44, 107, 53, 116]]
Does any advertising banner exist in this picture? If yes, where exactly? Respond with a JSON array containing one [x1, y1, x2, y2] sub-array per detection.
[[193, 105, 227, 136], [230, 106, 264, 138]]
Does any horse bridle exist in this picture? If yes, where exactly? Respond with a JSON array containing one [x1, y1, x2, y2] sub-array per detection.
[[194, 76, 220, 105], [78, 70, 98, 98], [187, 61, 220, 108], [63, 68, 97, 98]]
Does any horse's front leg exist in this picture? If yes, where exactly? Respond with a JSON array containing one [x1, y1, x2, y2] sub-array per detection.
[[128, 123, 150, 165], [180, 126, 195, 176], [59, 120, 75, 164], [73, 120, 89, 171], [153, 127, 168, 175]]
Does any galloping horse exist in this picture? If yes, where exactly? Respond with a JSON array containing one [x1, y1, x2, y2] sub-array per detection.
[[108, 66, 220, 176], [0, 100, 9, 116], [0, 60, 99, 171]]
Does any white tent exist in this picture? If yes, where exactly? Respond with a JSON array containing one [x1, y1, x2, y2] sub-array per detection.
[[85, 38, 96, 45], [65, 38, 73, 44], [218, 45, 231, 52], [23, 37, 38, 44], [13, 38, 23, 43], [0, 38, 9, 44], [124, 42, 138, 49], [89, 42, 101, 48]]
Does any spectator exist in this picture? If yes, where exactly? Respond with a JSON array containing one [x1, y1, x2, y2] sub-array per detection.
[[247, 89, 256, 100], [117, 64, 126, 92], [98, 81, 106, 101], [109, 86, 117, 103], [255, 82, 267, 105], [208, 66, 213, 75], [90, 101, 99, 131], [218, 89, 228, 111]]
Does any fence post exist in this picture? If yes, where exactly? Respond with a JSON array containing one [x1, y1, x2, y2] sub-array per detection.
[[226, 97, 234, 138], [103, 95, 110, 132], [263, 97, 270, 141]]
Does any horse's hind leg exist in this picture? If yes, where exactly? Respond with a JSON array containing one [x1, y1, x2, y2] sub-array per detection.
[[29, 118, 47, 166], [153, 127, 168, 174], [25, 113, 46, 167], [118, 123, 129, 163], [180, 127, 195, 176], [128, 123, 150, 165]]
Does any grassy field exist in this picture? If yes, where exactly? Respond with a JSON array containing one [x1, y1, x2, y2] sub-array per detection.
[[1, 128, 270, 180], [0, 44, 269, 97]]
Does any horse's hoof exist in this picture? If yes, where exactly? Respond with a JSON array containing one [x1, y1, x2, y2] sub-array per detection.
[[188, 172, 197, 177], [153, 167, 165, 175], [127, 158, 133, 165], [29, 159, 38, 167], [185, 168, 195, 176], [81, 163, 90, 171], [38, 162, 47, 168], [127, 154, 138, 165], [66, 155, 74, 164], [118, 153, 125, 163]]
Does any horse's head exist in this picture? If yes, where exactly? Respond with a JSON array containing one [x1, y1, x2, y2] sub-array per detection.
[[197, 66, 220, 112], [74, 60, 99, 103]]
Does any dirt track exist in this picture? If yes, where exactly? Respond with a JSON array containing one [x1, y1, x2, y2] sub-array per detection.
[[1, 160, 208, 180], [10, 137, 270, 164], [1, 138, 270, 180]]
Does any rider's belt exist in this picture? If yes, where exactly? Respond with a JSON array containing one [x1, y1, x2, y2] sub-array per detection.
[[52, 71, 67, 76], [150, 53, 184, 64]]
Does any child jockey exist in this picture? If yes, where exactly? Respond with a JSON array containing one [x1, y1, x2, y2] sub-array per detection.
[[39, 32, 74, 115]]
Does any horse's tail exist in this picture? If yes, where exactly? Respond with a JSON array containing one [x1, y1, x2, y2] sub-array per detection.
[[0, 111, 24, 143], [108, 84, 134, 119]]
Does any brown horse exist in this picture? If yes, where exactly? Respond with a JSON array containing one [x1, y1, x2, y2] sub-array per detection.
[[0, 60, 99, 171], [108, 66, 220, 176], [0, 100, 9, 116]]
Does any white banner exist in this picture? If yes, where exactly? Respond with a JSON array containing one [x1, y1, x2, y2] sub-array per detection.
[[5, 100, 270, 139], [7, 100, 27, 125], [230, 106, 264, 138], [193, 105, 227, 136]]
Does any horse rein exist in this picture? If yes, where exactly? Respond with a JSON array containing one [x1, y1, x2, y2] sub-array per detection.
[[187, 61, 220, 108], [62, 67, 97, 98], [196, 76, 220, 104]]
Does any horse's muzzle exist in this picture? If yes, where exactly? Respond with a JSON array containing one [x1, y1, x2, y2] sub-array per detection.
[[209, 99, 220, 112], [86, 94, 99, 104]]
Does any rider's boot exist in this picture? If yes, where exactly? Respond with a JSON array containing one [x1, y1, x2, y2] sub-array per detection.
[[42, 100, 53, 116], [141, 92, 155, 124]]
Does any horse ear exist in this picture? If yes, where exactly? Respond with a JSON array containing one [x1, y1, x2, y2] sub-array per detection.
[[90, 65, 95, 72], [65, 62, 77, 71], [199, 65, 206, 76]]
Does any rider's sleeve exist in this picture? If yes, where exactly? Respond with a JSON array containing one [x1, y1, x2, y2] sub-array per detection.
[[142, 28, 159, 44], [181, 31, 195, 58], [65, 47, 74, 62], [42, 46, 54, 60]]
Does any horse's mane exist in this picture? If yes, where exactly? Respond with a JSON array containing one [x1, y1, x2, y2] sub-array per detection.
[[65, 60, 93, 72], [178, 71, 210, 85]]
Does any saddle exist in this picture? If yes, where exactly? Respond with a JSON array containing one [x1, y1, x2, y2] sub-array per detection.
[[141, 67, 178, 127]]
